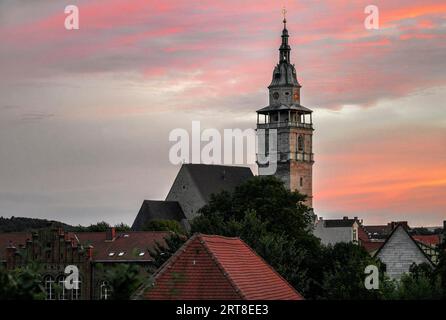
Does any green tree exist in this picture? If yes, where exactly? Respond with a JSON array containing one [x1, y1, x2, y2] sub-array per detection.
[[381, 263, 442, 300], [319, 242, 382, 300], [191, 176, 324, 297], [150, 233, 187, 269], [114, 223, 131, 232], [0, 264, 45, 300], [100, 264, 145, 300], [143, 219, 185, 235]]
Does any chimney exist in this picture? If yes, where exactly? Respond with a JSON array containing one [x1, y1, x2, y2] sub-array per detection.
[[106, 227, 116, 241], [389, 221, 409, 230], [86, 245, 94, 260]]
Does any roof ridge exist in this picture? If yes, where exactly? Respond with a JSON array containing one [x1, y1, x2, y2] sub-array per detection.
[[198, 234, 246, 300], [235, 236, 303, 298]]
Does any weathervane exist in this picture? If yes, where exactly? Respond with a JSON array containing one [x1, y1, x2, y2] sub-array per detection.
[[282, 6, 287, 26]]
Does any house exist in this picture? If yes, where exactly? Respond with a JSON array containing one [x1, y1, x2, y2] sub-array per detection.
[[0, 227, 171, 300], [374, 223, 435, 279], [313, 216, 366, 246], [141, 234, 304, 300], [132, 164, 254, 230]]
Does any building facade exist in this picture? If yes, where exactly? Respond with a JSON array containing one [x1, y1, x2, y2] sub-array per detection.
[[256, 17, 314, 207], [1, 228, 170, 300], [375, 224, 434, 279]]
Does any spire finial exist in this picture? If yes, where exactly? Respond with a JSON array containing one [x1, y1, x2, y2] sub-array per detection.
[[282, 7, 287, 27]]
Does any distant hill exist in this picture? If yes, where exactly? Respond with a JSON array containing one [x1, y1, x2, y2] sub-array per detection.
[[0, 216, 74, 233]]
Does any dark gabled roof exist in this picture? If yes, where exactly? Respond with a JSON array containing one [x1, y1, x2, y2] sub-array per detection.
[[182, 164, 253, 203], [143, 234, 303, 300], [131, 200, 186, 231], [323, 219, 357, 228], [257, 103, 313, 114], [374, 224, 435, 266], [363, 225, 392, 238]]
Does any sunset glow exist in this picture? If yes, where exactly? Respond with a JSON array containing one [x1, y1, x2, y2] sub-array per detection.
[[0, 0, 445, 226]]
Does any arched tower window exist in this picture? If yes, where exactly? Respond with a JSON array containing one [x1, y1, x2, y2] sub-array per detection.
[[298, 135, 304, 152]]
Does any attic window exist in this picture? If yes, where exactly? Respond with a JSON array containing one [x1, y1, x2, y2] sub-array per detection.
[[108, 252, 115, 256], [118, 252, 125, 256]]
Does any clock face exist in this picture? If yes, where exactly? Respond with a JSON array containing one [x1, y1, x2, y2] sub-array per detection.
[[273, 92, 280, 100], [293, 90, 299, 101]]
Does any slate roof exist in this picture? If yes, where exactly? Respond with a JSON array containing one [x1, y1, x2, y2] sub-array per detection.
[[362, 225, 392, 239], [257, 104, 313, 114], [323, 218, 358, 228], [0, 230, 171, 262], [182, 164, 254, 203], [131, 200, 186, 231], [143, 234, 303, 300]]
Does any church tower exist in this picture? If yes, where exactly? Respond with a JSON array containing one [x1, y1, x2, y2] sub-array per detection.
[[256, 14, 314, 207]]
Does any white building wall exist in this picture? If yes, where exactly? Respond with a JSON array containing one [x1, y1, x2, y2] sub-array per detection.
[[377, 227, 432, 279], [313, 221, 358, 246]]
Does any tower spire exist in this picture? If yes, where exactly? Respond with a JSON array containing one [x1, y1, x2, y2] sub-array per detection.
[[279, 7, 291, 63]]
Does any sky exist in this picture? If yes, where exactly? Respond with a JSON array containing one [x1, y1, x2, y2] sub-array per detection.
[[0, 0, 445, 227]]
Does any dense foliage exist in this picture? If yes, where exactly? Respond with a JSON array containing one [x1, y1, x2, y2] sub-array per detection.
[[142, 219, 186, 235], [98, 263, 144, 300], [0, 264, 45, 300]]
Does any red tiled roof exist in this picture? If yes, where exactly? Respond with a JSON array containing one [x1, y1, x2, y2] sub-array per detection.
[[0, 231, 170, 262], [361, 240, 384, 253], [144, 234, 303, 300], [413, 234, 442, 247]]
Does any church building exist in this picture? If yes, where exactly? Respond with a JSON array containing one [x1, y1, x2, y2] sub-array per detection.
[[132, 17, 315, 230]]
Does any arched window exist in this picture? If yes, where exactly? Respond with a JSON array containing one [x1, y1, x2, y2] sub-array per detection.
[[100, 281, 111, 300], [57, 275, 69, 300], [43, 275, 55, 300], [298, 135, 304, 152], [70, 277, 81, 300]]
